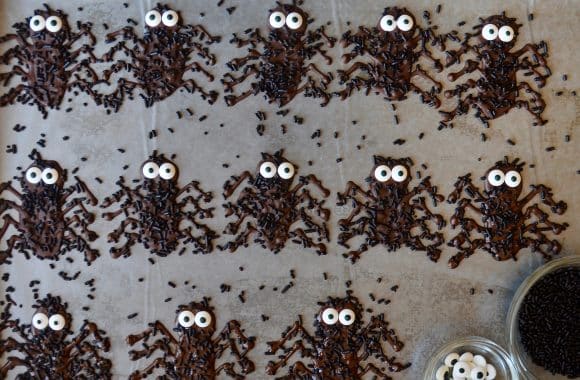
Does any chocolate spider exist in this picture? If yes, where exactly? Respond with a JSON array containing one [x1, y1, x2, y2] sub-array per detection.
[[0, 151, 99, 265], [0, 294, 112, 378], [337, 156, 446, 263], [447, 157, 568, 268], [126, 298, 255, 379], [266, 292, 411, 379], [0, 4, 98, 118], [440, 14, 551, 127], [220, 150, 330, 255], [222, 0, 336, 107], [98, 3, 220, 110], [101, 152, 217, 259], [336, 7, 445, 109]]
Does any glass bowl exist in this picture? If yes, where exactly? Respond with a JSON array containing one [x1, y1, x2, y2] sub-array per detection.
[[506, 255, 580, 380], [423, 336, 519, 380]]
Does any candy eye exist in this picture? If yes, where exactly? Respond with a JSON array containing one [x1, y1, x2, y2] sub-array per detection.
[[269, 11, 286, 28], [473, 355, 487, 367], [178, 310, 195, 328], [436, 365, 451, 380], [145, 10, 162, 27], [482, 24, 498, 41], [487, 169, 505, 187], [470, 366, 487, 380], [162, 10, 179, 27], [444, 352, 460, 367], [42, 168, 59, 185], [459, 352, 474, 362], [391, 165, 408, 182], [498, 25, 514, 42], [26, 167, 42, 184], [485, 364, 497, 379], [45, 16, 63, 33], [259, 162, 276, 179], [321, 308, 338, 325], [48, 314, 66, 331], [380, 15, 396, 32], [286, 12, 303, 30], [32, 312, 49, 330], [338, 309, 355, 326], [29, 15, 46, 32], [159, 163, 176, 180], [277, 162, 295, 180], [452, 361, 471, 378], [374, 165, 391, 182], [397, 15, 414, 32], [195, 311, 212, 328], [142, 162, 159, 179]]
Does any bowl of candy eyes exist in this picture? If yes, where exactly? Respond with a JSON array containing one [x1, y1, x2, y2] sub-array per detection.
[[423, 336, 519, 380]]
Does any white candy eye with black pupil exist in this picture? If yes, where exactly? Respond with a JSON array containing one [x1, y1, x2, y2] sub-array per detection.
[[286, 12, 303, 30], [269, 11, 286, 28], [482, 24, 498, 41], [178, 310, 195, 328], [499, 25, 515, 42], [159, 163, 176, 180], [277, 162, 295, 180], [26, 167, 42, 184], [142, 162, 159, 179], [374, 165, 391, 182], [471, 366, 487, 379], [391, 165, 408, 182], [45, 16, 63, 33], [380, 15, 396, 32], [42, 168, 59, 185], [321, 308, 338, 325], [338, 309, 355, 325], [259, 162, 276, 179], [162, 10, 178, 27], [195, 311, 212, 327], [453, 361, 471, 378], [504, 170, 521, 188], [145, 10, 162, 27], [397, 15, 414, 32], [444, 352, 460, 367], [32, 312, 49, 330], [29, 15, 46, 32], [487, 169, 505, 187], [48, 314, 66, 331]]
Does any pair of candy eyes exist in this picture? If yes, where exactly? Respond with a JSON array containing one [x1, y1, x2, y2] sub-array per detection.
[[29, 15, 63, 33], [260, 161, 295, 180], [487, 169, 521, 187], [32, 313, 66, 331], [177, 310, 212, 328], [439, 352, 497, 380], [26, 167, 59, 185], [374, 165, 408, 183], [269, 11, 303, 30], [380, 14, 414, 32], [321, 308, 356, 326], [145, 10, 179, 28], [142, 162, 177, 180], [482, 24, 515, 42]]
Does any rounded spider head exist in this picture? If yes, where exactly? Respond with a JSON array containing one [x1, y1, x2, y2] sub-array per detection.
[[483, 157, 525, 198], [268, 3, 308, 39], [24, 4, 71, 43], [140, 153, 179, 190], [31, 295, 72, 344], [377, 7, 417, 39], [144, 4, 182, 33], [314, 294, 364, 339], [21, 154, 65, 194], [476, 14, 521, 51], [369, 156, 413, 190], [175, 300, 216, 339], [255, 150, 297, 193]]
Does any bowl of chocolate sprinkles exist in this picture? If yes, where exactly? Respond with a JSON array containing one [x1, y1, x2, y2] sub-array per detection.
[[507, 256, 580, 379], [423, 336, 519, 380]]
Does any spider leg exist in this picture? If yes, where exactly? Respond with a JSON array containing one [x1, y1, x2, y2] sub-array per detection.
[[290, 227, 327, 255], [447, 232, 485, 269], [0, 65, 28, 86], [225, 50, 261, 72], [219, 222, 258, 253], [265, 341, 312, 376], [214, 320, 256, 376], [61, 226, 99, 264], [343, 242, 371, 263], [128, 357, 169, 380], [359, 363, 394, 379], [223, 171, 253, 198], [182, 78, 218, 104], [524, 204, 568, 235], [183, 222, 217, 254], [224, 89, 255, 107], [0, 356, 30, 377], [66, 321, 110, 355], [222, 64, 259, 92], [188, 24, 222, 44], [66, 214, 98, 242], [524, 235, 562, 261], [411, 66, 443, 91], [0, 84, 27, 106], [128, 338, 174, 361], [519, 185, 567, 214], [515, 82, 547, 126], [184, 61, 214, 81]]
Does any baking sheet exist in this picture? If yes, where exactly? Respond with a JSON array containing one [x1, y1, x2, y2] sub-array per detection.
[[0, 0, 578, 378]]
